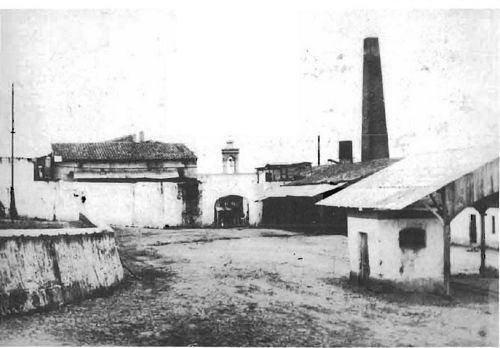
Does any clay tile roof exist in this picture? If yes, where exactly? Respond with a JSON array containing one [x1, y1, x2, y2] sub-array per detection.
[[52, 141, 197, 162], [287, 158, 399, 186]]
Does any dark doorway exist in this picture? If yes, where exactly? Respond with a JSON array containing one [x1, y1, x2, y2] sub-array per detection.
[[469, 214, 477, 244], [359, 232, 370, 283], [214, 195, 249, 228]]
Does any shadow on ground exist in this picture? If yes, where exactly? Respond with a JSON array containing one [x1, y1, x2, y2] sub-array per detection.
[[323, 275, 498, 307]]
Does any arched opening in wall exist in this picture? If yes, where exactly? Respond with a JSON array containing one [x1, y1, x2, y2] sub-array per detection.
[[214, 195, 249, 228], [449, 193, 499, 284], [227, 156, 235, 174]]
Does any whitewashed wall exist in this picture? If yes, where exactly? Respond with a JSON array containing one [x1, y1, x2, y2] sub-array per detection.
[[1, 159, 272, 227], [0, 228, 123, 315], [0, 158, 184, 227], [347, 214, 443, 291], [485, 208, 499, 248], [198, 173, 264, 226], [451, 207, 499, 249]]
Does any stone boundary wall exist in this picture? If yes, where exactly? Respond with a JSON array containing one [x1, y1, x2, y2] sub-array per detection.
[[0, 228, 124, 316]]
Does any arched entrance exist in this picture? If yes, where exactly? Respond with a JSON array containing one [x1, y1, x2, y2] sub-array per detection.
[[214, 195, 249, 228]]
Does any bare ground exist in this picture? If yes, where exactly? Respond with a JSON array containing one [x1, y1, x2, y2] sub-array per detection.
[[0, 227, 498, 346]]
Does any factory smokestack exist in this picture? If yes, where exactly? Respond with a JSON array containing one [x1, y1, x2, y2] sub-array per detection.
[[361, 37, 389, 162]]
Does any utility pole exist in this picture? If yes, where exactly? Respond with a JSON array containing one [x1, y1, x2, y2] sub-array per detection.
[[10, 83, 18, 221], [317, 135, 321, 166]]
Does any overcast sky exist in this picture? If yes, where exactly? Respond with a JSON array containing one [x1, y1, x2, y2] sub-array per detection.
[[0, 6, 498, 173]]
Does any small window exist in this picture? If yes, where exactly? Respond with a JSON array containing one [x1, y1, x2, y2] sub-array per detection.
[[399, 228, 426, 250], [265, 172, 272, 182], [37, 165, 44, 179], [493, 216, 496, 235], [470, 214, 477, 244]]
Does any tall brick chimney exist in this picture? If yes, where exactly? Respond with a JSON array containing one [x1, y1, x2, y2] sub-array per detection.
[[361, 37, 389, 162]]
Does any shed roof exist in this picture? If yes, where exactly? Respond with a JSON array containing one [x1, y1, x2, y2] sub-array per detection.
[[316, 145, 499, 210], [255, 162, 312, 170], [52, 141, 197, 162], [286, 158, 398, 186], [256, 183, 345, 201]]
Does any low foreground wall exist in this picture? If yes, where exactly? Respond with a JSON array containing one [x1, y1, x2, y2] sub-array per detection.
[[0, 228, 124, 316]]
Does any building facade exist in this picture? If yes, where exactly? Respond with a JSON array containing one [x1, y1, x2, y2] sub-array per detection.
[[318, 146, 499, 293], [255, 162, 311, 183], [34, 133, 197, 182], [451, 207, 499, 249]]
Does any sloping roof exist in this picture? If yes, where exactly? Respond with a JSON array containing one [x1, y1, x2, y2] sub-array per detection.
[[52, 141, 197, 162], [108, 134, 136, 142], [256, 183, 345, 201], [256, 162, 312, 170], [316, 145, 499, 210], [287, 158, 398, 186]]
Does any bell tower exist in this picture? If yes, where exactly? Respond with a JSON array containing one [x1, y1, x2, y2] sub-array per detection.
[[222, 140, 239, 174]]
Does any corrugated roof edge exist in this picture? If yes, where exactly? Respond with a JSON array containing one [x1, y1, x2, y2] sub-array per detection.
[[316, 145, 498, 210], [255, 162, 312, 170]]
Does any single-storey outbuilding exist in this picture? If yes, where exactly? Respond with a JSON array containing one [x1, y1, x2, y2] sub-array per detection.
[[317, 146, 499, 293], [257, 158, 398, 231]]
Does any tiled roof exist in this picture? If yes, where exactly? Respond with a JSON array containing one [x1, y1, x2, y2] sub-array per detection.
[[287, 158, 398, 186], [52, 141, 197, 162], [108, 134, 136, 142]]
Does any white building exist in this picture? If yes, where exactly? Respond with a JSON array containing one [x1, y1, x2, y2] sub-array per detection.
[[451, 207, 498, 249], [317, 146, 499, 293]]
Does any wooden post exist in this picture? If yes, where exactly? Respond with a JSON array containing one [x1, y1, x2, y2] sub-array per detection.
[[443, 222, 451, 295], [478, 207, 487, 276], [317, 135, 321, 166], [440, 188, 451, 295], [9, 83, 19, 221]]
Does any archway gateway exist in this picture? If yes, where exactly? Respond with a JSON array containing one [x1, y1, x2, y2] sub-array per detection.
[[214, 195, 249, 228]]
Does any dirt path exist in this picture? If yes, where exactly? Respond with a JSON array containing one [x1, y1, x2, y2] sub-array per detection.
[[0, 228, 498, 346]]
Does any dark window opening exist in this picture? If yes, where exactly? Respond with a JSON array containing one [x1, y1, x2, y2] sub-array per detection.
[[470, 214, 477, 244], [265, 172, 272, 182], [493, 216, 496, 235], [279, 167, 288, 181], [37, 165, 44, 179], [399, 227, 426, 250]]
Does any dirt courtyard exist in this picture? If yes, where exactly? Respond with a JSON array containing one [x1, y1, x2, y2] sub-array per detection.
[[0, 228, 498, 346]]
